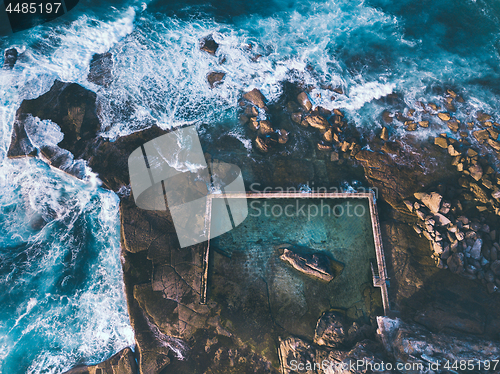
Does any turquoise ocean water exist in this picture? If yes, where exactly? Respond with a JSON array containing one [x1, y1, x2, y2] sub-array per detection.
[[1, 0, 500, 372]]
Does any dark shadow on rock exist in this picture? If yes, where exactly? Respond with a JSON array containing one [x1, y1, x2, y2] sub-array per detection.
[[382, 219, 500, 340]]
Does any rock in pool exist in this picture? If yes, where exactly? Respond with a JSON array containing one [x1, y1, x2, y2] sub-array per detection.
[[278, 245, 344, 282]]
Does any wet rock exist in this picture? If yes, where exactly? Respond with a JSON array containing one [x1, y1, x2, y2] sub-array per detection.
[[419, 120, 429, 128], [243, 88, 266, 109], [314, 311, 347, 348], [473, 129, 490, 142], [63, 347, 137, 374], [207, 72, 225, 88], [380, 126, 389, 140], [278, 129, 289, 144], [488, 127, 499, 138], [382, 111, 393, 124], [487, 138, 500, 151], [468, 148, 478, 157], [255, 136, 269, 152], [477, 112, 492, 122], [258, 120, 274, 135], [330, 151, 339, 162], [428, 103, 439, 111], [323, 128, 334, 142], [291, 112, 302, 123], [200, 35, 219, 55], [3, 48, 18, 69], [317, 142, 333, 152], [447, 119, 459, 132], [13, 80, 99, 156], [434, 136, 448, 148], [405, 121, 417, 131], [302, 115, 329, 131], [245, 106, 259, 117], [248, 117, 259, 131], [447, 89, 457, 98], [438, 112, 451, 121], [297, 92, 312, 112], [87, 52, 113, 88]]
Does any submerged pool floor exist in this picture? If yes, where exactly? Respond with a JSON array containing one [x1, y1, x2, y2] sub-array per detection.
[[208, 197, 383, 352]]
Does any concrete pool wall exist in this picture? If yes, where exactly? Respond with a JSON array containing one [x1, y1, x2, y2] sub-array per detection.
[[201, 192, 390, 316]]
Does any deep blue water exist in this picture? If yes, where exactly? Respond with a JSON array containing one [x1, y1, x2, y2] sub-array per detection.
[[1, 0, 500, 372]]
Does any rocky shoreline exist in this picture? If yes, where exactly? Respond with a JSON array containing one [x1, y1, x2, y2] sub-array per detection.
[[6, 43, 500, 373]]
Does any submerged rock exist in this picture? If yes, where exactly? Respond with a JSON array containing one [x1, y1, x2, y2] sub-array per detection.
[[87, 52, 113, 88], [279, 247, 343, 282]]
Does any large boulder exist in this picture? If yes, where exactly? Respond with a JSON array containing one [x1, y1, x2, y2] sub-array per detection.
[[7, 81, 167, 189], [9, 80, 100, 156]]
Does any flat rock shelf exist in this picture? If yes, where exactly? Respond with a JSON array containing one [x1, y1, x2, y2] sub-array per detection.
[[202, 192, 389, 343]]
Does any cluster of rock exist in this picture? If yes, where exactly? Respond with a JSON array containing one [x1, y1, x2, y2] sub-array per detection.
[[381, 89, 465, 134], [238, 86, 365, 163], [200, 35, 227, 88], [279, 312, 500, 374], [279, 311, 389, 374], [405, 190, 500, 293], [287, 90, 361, 161], [238, 88, 290, 152]]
